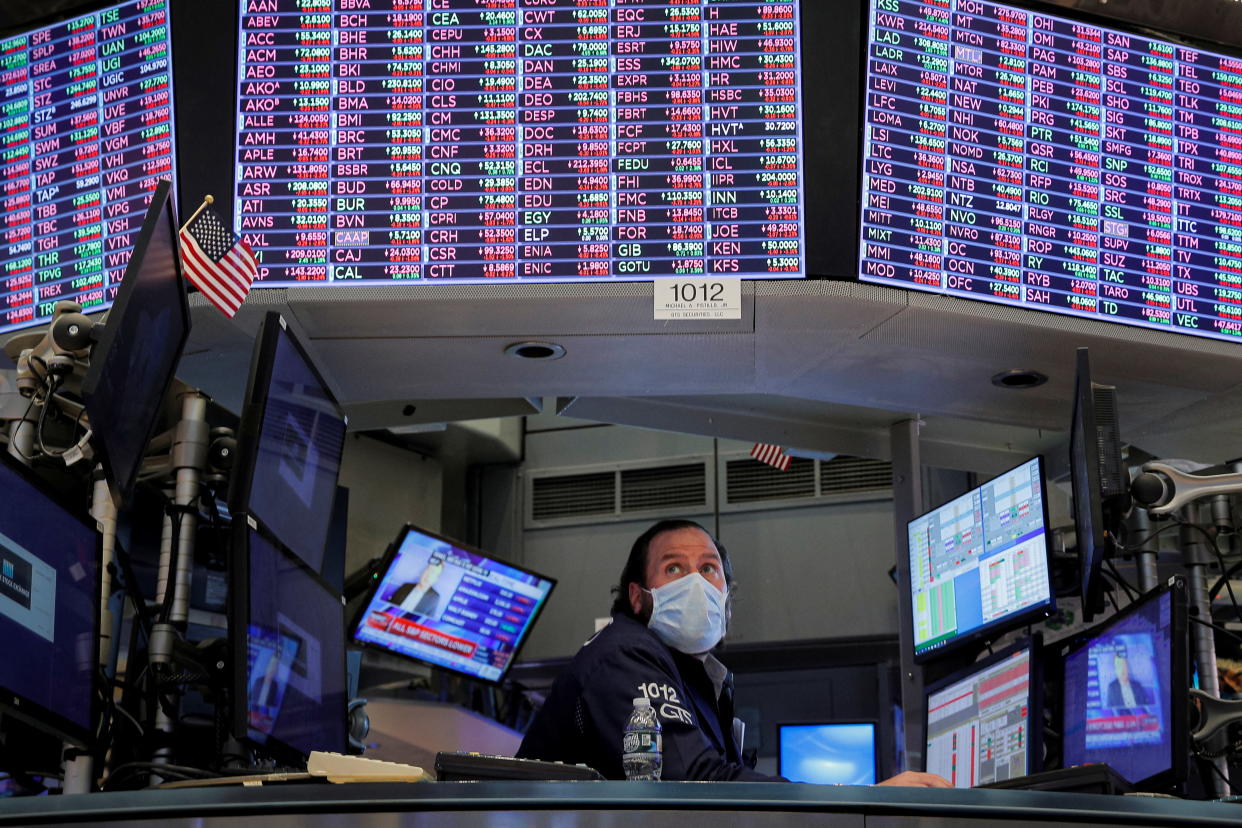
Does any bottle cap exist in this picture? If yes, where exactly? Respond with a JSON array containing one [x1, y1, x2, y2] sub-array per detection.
[[633, 697, 651, 707]]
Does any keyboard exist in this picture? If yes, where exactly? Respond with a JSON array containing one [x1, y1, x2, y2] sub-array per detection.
[[434, 752, 604, 782], [307, 751, 428, 783]]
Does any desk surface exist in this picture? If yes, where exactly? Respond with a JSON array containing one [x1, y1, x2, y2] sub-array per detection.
[[1, 782, 1241, 827]]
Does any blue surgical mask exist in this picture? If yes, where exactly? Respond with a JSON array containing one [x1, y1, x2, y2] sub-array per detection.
[[645, 573, 727, 655]]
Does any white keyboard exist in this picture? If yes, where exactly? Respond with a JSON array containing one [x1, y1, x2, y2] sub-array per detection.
[[308, 751, 428, 783]]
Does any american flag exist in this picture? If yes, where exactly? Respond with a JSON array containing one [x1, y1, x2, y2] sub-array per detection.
[[178, 206, 257, 317], [750, 443, 791, 471]]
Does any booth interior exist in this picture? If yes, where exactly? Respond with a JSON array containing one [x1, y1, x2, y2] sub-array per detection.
[[5, 0, 1242, 821]]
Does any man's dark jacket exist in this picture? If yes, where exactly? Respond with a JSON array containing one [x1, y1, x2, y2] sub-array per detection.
[[516, 613, 778, 781]]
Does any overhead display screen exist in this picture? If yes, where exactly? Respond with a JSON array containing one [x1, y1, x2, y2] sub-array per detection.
[[235, 0, 804, 283], [860, 0, 1242, 343], [0, 0, 176, 335]]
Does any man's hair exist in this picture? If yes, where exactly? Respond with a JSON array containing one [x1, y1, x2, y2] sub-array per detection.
[[610, 519, 733, 619]]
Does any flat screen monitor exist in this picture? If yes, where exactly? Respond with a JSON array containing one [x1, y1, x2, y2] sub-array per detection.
[[924, 637, 1041, 788], [230, 519, 346, 760], [0, 453, 100, 747], [1069, 347, 1128, 623], [908, 456, 1053, 659], [82, 178, 189, 508], [0, 0, 177, 335], [777, 722, 877, 785], [1062, 578, 1188, 789], [232, 2, 806, 283], [352, 524, 555, 684], [231, 311, 346, 574], [859, 0, 1242, 344]]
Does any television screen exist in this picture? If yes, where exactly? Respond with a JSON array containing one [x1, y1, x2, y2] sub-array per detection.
[[1062, 580, 1188, 788], [0, 454, 99, 747], [82, 178, 189, 507], [352, 524, 555, 684], [0, 0, 176, 335], [778, 722, 877, 785], [233, 0, 805, 283], [859, 0, 1242, 344], [908, 456, 1053, 658], [924, 639, 1040, 788], [232, 522, 346, 759], [233, 311, 346, 574]]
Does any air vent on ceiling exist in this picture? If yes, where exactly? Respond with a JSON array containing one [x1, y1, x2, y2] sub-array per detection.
[[726, 457, 815, 503], [820, 456, 893, 494], [530, 471, 615, 522], [621, 463, 707, 513]]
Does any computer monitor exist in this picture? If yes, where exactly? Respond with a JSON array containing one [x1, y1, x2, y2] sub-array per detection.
[[82, 178, 191, 508], [230, 518, 346, 761], [351, 524, 556, 685], [908, 456, 1054, 659], [923, 637, 1042, 788], [1062, 578, 1188, 790], [777, 722, 878, 785], [1069, 347, 1130, 623], [231, 311, 346, 574], [0, 453, 101, 747]]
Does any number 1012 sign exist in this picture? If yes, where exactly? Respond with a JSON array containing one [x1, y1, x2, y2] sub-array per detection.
[[654, 280, 742, 321]]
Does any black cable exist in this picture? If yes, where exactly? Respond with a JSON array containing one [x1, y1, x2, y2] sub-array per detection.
[[1178, 520, 1242, 625], [1103, 559, 1139, 600], [1120, 521, 1185, 553], [1205, 758, 1240, 796], [1212, 560, 1242, 610], [6, 389, 40, 462], [1190, 616, 1242, 649]]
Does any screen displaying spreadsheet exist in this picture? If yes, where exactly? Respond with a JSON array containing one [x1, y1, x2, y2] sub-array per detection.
[[925, 642, 1037, 787], [234, 0, 805, 283], [908, 455, 1052, 657], [860, 0, 1242, 343]]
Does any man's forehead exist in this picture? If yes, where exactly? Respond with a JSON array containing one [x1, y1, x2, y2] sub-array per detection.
[[648, 528, 719, 561]]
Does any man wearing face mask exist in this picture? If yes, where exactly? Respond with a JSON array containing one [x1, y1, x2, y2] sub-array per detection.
[[516, 519, 949, 787]]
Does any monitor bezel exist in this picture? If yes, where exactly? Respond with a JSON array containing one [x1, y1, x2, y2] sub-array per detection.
[[921, 634, 1044, 786], [1059, 577, 1189, 792], [776, 719, 879, 785], [228, 512, 347, 764], [0, 452, 103, 750], [81, 178, 190, 509], [228, 310, 347, 573], [349, 522, 557, 686], [908, 455, 1056, 662]]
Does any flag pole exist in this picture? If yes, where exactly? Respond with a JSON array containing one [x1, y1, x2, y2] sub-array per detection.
[[179, 194, 214, 232]]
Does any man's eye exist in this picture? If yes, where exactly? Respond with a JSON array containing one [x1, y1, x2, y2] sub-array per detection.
[[665, 564, 682, 575], [701, 564, 717, 575]]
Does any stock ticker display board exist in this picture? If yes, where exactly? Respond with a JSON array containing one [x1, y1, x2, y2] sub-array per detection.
[[0, 0, 175, 335], [235, 0, 805, 283], [860, 0, 1242, 343]]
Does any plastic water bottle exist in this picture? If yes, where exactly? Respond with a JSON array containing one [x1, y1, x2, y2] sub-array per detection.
[[622, 697, 662, 781]]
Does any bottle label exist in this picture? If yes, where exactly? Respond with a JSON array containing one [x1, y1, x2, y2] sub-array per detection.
[[623, 731, 661, 755]]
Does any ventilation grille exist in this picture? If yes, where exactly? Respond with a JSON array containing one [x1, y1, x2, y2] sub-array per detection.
[[530, 472, 615, 521], [726, 457, 815, 503], [621, 463, 706, 512], [820, 456, 893, 494]]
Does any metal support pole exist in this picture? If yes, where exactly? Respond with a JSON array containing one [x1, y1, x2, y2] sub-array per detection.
[[1181, 503, 1231, 795], [149, 391, 209, 784], [890, 418, 923, 772], [1129, 506, 1159, 593]]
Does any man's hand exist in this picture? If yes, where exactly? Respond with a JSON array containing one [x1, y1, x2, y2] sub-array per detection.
[[875, 771, 952, 788]]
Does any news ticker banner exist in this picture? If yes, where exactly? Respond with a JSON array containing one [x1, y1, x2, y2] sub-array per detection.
[[860, 0, 1242, 343], [235, 0, 804, 284], [0, 0, 175, 335]]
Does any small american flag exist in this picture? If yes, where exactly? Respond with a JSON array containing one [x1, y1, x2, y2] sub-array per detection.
[[178, 205, 257, 317], [750, 443, 791, 471]]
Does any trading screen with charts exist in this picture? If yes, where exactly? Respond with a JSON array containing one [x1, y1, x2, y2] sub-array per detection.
[[909, 456, 1052, 656]]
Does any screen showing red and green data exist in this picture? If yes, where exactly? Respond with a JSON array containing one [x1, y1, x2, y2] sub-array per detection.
[[0, 0, 175, 335], [235, 0, 805, 283], [861, 0, 1242, 343]]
